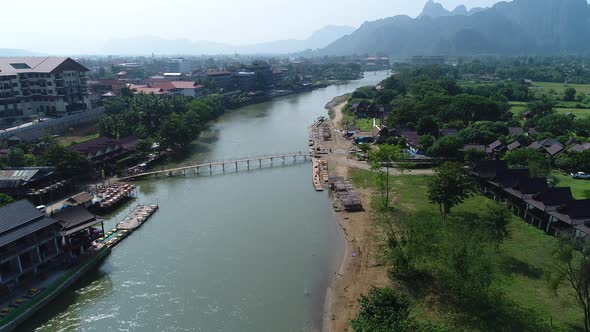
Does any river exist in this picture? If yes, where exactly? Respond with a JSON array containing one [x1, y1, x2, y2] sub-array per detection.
[[23, 71, 390, 332]]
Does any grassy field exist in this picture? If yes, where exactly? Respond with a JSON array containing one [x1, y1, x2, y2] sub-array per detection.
[[556, 108, 590, 119], [510, 101, 528, 117], [552, 171, 590, 199], [533, 82, 590, 95], [349, 169, 584, 331], [58, 133, 99, 147], [354, 118, 380, 132]]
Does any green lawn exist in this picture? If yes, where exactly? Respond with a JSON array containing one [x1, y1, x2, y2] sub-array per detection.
[[556, 108, 590, 119], [533, 82, 590, 95], [349, 169, 585, 331], [552, 171, 590, 199], [510, 101, 529, 117], [354, 118, 380, 132], [58, 133, 100, 147]]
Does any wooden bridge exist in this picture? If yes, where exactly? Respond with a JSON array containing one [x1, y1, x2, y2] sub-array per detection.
[[120, 151, 312, 181]]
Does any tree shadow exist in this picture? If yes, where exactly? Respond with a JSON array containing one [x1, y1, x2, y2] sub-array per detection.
[[504, 257, 544, 279]]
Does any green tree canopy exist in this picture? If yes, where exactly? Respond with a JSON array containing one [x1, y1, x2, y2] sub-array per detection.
[[428, 162, 476, 220]]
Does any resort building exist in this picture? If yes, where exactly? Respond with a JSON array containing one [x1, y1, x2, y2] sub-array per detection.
[[165, 58, 191, 74], [0, 57, 91, 127], [53, 205, 104, 258], [0, 200, 61, 290]]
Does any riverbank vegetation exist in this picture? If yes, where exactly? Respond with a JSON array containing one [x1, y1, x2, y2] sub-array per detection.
[[344, 62, 590, 197], [348, 168, 586, 331], [99, 94, 225, 150]]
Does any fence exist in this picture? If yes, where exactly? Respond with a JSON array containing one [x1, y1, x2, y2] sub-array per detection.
[[0, 107, 106, 141]]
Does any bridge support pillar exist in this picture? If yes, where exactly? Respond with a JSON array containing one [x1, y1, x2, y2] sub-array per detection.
[[235, 162, 238, 171], [247, 161, 250, 169], [222, 163, 225, 173], [259, 160, 262, 167], [209, 164, 212, 175]]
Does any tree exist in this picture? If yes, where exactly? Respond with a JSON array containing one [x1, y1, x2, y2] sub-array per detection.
[[7, 148, 26, 167], [418, 134, 435, 151], [479, 202, 512, 250], [527, 96, 556, 118], [549, 237, 590, 332], [534, 114, 574, 136], [39, 144, 92, 179], [464, 148, 487, 163], [351, 288, 417, 332], [564, 87, 577, 102], [416, 116, 439, 136], [428, 162, 475, 220], [0, 193, 14, 207], [428, 136, 463, 159], [370, 145, 405, 209], [504, 148, 552, 177], [158, 113, 192, 149]]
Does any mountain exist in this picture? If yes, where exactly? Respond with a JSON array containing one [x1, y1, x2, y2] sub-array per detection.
[[418, 0, 452, 18], [100, 25, 355, 55], [319, 0, 590, 57], [100, 36, 233, 55], [0, 48, 42, 57], [451, 5, 468, 16]]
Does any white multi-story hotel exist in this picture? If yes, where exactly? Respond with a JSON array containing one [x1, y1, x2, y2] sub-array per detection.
[[0, 57, 91, 127]]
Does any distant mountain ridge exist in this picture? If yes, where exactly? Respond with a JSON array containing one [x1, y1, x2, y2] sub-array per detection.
[[0, 48, 43, 57], [100, 25, 355, 55], [319, 0, 590, 57]]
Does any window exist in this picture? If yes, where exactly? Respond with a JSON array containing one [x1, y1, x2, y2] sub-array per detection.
[[10, 63, 31, 70]]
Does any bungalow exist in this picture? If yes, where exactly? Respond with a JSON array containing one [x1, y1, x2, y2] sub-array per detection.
[[0, 200, 61, 289], [552, 200, 590, 237], [528, 138, 564, 156], [128, 84, 167, 95], [439, 128, 458, 137], [460, 144, 491, 154], [351, 101, 369, 118], [526, 188, 574, 213], [71, 136, 139, 166], [508, 127, 524, 136], [0, 167, 63, 199], [65, 192, 93, 208], [471, 160, 508, 180], [371, 125, 390, 144], [53, 205, 104, 258], [488, 140, 506, 153], [470, 160, 590, 237], [507, 141, 522, 151], [400, 131, 420, 150], [568, 143, 590, 153]]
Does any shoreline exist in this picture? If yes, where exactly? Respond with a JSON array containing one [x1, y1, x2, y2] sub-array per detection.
[[320, 97, 390, 332]]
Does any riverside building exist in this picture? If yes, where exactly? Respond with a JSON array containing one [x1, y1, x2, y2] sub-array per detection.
[[0, 57, 91, 127]]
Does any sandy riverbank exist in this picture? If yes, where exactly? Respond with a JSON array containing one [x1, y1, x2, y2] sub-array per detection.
[[321, 99, 390, 332]]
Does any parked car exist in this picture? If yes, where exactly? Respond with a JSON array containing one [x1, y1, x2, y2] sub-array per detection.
[[571, 172, 590, 179]]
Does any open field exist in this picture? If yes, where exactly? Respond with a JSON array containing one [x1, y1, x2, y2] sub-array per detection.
[[552, 171, 590, 199], [510, 101, 528, 117], [556, 108, 590, 119], [348, 169, 584, 331], [354, 118, 380, 132], [533, 82, 590, 95], [57, 123, 100, 146]]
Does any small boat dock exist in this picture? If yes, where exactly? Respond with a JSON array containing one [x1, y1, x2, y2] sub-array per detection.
[[309, 117, 331, 156], [97, 204, 159, 248], [312, 158, 324, 191]]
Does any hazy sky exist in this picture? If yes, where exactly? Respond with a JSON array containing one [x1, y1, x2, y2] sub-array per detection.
[[5, 0, 501, 54]]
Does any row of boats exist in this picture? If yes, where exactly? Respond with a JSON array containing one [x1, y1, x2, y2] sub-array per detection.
[[96, 204, 159, 248], [309, 116, 330, 156]]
